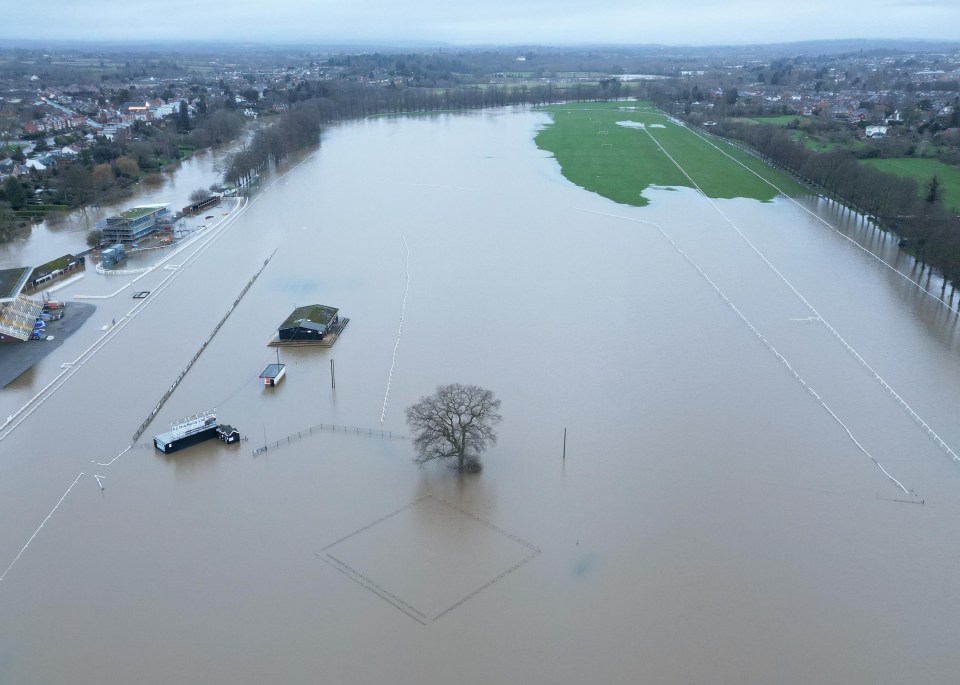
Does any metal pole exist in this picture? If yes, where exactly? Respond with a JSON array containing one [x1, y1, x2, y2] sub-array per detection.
[[330, 359, 336, 389], [563, 427, 566, 461]]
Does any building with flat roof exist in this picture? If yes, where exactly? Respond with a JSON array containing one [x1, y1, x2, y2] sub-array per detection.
[[277, 304, 340, 341], [97, 204, 171, 243]]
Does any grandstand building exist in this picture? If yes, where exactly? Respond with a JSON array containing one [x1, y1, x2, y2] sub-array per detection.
[[97, 204, 171, 244], [0, 267, 43, 342]]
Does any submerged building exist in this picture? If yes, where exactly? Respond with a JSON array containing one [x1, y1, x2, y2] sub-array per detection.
[[277, 304, 340, 342], [97, 204, 171, 244], [153, 410, 219, 454], [100, 244, 127, 267]]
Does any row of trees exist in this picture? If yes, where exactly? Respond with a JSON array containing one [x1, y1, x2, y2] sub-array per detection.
[[0, 202, 21, 242], [220, 79, 641, 187], [0, 108, 247, 244], [220, 99, 324, 188], [711, 119, 960, 289]]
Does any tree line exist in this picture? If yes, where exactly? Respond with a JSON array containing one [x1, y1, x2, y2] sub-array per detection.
[[709, 118, 960, 291], [219, 79, 639, 187], [0, 106, 246, 242]]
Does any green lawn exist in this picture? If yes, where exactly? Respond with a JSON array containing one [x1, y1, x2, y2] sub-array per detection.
[[535, 101, 808, 207], [750, 115, 803, 126], [861, 157, 960, 212]]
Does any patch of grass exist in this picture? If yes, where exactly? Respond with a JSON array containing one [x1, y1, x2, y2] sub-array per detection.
[[535, 101, 807, 206], [861, 157, 960, 211], [750, 115, 803, 126], [120, 206, 155, 219], [13, 204, 69, 218], [35, 254, 77, 271]]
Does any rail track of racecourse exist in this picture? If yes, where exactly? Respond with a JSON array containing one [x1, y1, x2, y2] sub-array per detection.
[[0, 200, 248, 443], [590, 116, 959, 492], [671, 113, 960, 316], [0, 149, 324, 588], [669, 120, 960, 465]]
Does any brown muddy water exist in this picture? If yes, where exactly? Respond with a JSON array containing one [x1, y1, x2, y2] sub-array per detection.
[[0, 146, 235, 268], [2, 109, 960, 684]]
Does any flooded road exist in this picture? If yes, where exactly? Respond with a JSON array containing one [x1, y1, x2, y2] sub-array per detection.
[[2, 109, 960, 684]]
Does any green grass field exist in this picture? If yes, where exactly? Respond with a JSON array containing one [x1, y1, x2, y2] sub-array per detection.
[[749, 115, 803, 126], [861, 157, 960, 212], [535, 101, 808, 207]]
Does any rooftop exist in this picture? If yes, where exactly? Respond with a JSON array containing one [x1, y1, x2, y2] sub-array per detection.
[[120, 204, 169, 220], [279, 304, 339, 330], [0, 267, 33, 302], [259, 363, 285, 379]]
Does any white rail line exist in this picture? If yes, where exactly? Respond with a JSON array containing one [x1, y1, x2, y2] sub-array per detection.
[[381, 237, 410, 424], [685, 123, 960, 315], [643, 123, 959, 468], [0, 197, 249, 444], [578, 205, 911, 495], [0, 151, 331, 593], [4, 146, 323, 442], [0, 472, 84, 584]]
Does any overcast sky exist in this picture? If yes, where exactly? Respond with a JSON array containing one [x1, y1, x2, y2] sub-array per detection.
[[4, 0, 960, 46]]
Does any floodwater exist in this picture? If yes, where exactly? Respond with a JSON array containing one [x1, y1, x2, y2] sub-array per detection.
[[2, 109, 960, 684], [0, 146, 233, 267]]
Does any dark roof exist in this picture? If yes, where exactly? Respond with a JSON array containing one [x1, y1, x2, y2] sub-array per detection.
[[259, 363, 285, 378], [0, 267, 33, 302], [279, 304, 338, 331]]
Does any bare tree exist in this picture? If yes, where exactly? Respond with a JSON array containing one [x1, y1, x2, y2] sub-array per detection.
[[189, 188, 210, 203], [405, 383, 502, 471]]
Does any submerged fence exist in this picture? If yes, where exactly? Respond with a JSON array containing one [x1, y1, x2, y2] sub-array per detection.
[[132, 250, 278, 443], [253, 422, 407, 455]]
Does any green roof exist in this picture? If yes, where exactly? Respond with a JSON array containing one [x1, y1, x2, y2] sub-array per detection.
[[279, 304, 339, 330], [0, 267, 33, 301], [121, 206, 159, 219]]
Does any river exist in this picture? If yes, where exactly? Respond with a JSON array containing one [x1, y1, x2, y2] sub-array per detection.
[[1, 108, 959, 684]]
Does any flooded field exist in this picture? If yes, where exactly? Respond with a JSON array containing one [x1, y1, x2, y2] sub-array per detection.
[[2, 109, 960, 684]]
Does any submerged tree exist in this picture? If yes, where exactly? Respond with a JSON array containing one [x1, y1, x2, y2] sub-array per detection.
[[189, 187, 211, 203], [405, 383, 502, 471]]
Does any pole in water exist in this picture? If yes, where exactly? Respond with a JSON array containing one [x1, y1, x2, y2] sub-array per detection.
[[563, 427, 567, 461], [330, 359, 336, 389]]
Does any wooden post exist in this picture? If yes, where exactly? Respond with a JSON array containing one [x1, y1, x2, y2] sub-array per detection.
[[330, 359, 336, 389]]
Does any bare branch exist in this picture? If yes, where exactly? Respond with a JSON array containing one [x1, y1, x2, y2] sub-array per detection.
[[405, 383, 502, 470]]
